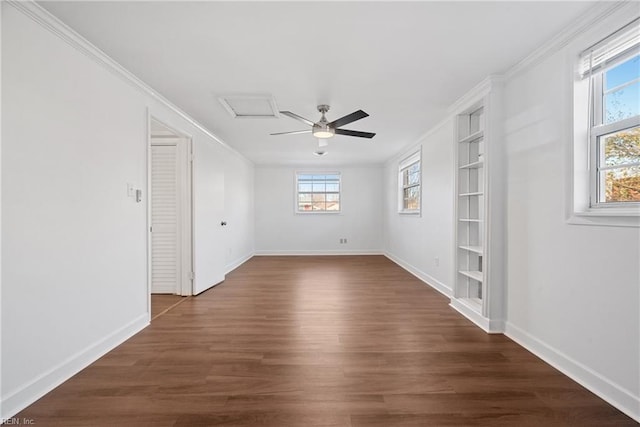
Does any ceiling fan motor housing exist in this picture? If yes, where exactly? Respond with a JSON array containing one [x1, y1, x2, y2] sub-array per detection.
[[313, 106, 334, 138]]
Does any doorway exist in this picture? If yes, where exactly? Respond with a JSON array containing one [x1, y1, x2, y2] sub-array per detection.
[[148, 117, 193, 319]]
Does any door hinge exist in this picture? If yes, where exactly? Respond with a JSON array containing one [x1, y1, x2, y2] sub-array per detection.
[[150, 226, 153, 232]]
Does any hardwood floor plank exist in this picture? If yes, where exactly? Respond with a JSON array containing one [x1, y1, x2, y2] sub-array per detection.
[[151, 294, 186, 320], [16, 255, 636, 426]]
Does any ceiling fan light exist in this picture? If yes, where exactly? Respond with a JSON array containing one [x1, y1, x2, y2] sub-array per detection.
[[312, 123, 335, 139], [313, 130, 334, 138]]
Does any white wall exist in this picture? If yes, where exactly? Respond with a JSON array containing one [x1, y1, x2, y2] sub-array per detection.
[[1, 3, 254, 418], [224, 152, 255, 272], [502, 5, 639, 419], [383, 120, 455, 296], [255, 166, 382, 254]]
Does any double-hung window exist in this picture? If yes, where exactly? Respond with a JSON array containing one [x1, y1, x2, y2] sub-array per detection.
[[579, 19, 640, 208], [398, 151, 421, 213], [296, 172, 341, 213]]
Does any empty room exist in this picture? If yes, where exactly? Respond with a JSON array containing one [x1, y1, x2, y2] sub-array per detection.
[[2, 0, 639, 425]]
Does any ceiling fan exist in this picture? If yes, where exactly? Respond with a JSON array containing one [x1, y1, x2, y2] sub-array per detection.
[[271, 105, 376, 142]]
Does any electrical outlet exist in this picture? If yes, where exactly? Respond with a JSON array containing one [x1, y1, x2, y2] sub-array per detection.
[[434, 257, 440, 266]]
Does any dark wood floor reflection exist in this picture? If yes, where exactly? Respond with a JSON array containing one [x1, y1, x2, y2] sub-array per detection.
[[18, 256, 635, 426]]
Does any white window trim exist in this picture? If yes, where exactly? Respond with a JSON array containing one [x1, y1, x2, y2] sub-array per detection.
[[294, 171, 342, 215], [398, 150, 422, 215], [589, 116, 640, 211], [570, 19, 640, 227]]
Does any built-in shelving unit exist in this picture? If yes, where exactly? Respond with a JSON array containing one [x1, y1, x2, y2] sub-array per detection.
[[451, 76, 505, 333], [456, 105, 485, 307]]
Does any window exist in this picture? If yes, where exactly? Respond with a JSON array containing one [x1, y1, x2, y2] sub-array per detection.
[[398, 151, 421, 213], [579, 19, 640, 209], [296, 172, 340, 213]]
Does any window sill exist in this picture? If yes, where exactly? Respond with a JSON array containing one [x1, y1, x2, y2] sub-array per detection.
[[398, 210, 421, 216], [568, 209, 640, 227]]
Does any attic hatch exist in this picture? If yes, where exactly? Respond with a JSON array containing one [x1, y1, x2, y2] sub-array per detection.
[[218, 95, 279, 118]]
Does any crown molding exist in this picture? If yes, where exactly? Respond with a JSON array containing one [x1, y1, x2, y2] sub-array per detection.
[[504, 1, 631, 80], [7, 0, 251, 164], [448, 74, 504, 115]]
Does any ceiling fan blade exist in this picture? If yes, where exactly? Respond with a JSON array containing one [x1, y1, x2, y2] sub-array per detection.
[[335, 129, 376, 139], [280, 111, 315, 126], [329, 110, 369, 128], [270, 130, 312, 136]]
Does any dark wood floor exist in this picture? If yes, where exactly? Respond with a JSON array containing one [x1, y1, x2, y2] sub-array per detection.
[[18, 256, 635, 426], [151, 294, 187, 320]]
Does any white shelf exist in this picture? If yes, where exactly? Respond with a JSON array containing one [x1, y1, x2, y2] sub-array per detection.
[[453, 81, 504, 333], [458, 130, 484, 144], [459, 245, 483, 254], [459, 160, 484, 169], [459, 270, 483, 282]]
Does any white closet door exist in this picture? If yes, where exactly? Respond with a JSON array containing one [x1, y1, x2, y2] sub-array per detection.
[[151, 144, 180, 294], [192, 140, 226, 295]]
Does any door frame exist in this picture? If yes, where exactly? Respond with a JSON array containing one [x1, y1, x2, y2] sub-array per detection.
[[147, 114, 194, 316]]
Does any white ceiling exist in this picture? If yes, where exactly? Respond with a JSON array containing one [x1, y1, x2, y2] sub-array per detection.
[[39, 1, 597, 165]]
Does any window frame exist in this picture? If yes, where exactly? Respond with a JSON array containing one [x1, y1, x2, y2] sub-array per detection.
[[397, 150, 422, 215], [588, 51, 640, 210], [570, 17, 640, 226], [294, 171, 342, 214]]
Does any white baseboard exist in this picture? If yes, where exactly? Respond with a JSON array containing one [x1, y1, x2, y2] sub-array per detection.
[[383, 251, 452, 298], [254, 249, 383, 256], [225, 252, 254, 274], [505, 322, 640, 423], [1, 314, 149, 420], [449, 298, 504, 333]]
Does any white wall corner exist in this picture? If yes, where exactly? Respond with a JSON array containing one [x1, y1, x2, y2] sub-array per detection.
[[384, 252, 452, 298], [0, 315, 149, 420], [505, 322, 640, 423]]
